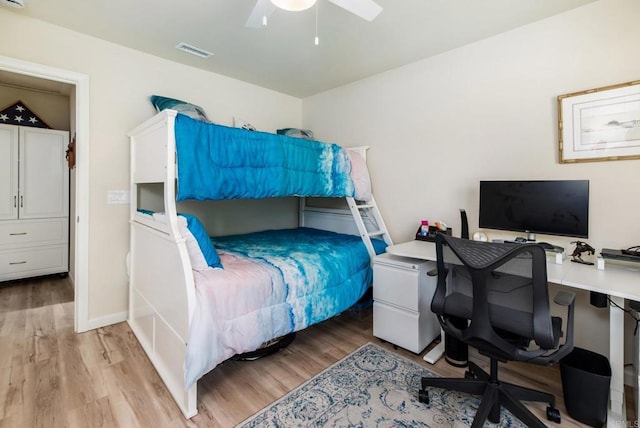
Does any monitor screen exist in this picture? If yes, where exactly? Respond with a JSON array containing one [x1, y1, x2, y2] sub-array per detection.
[[479, 180, 589, 239]]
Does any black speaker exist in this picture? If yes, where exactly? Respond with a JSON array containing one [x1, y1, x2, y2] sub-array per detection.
[[460, 209, 469, 239], [445, 316, 469, 367]]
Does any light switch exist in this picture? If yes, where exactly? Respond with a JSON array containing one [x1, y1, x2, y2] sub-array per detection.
[[107, 190, 130, 204]]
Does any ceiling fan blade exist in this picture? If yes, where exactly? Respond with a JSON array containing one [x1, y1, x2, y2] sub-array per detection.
[[246, 0, 277, 28], [327, 0, 382, 22]]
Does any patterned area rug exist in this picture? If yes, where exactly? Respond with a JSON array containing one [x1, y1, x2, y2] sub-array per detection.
[[237, 342, 527, 427]]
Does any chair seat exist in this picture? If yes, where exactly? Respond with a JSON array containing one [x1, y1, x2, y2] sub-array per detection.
[[444, 292, 563, 351]]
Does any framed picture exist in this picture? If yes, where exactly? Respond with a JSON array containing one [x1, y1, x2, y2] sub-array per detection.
[[558, 80, 640, 163]]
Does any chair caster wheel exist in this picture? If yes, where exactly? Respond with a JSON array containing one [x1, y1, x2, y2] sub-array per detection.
[[546, 406, 561, 423], [464, 370, 475, 379], [418, 389, 430, 404]]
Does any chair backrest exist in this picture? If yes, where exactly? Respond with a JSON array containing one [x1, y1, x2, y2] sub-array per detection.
[[432, 234, 557, 362]]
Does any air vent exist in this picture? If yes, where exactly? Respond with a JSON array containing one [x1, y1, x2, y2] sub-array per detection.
[[0, 0, 26, 8], [175, 42, 214, 59]]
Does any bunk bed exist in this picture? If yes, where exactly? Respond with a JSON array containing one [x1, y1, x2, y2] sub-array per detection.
[[128, 110, 392, 418]]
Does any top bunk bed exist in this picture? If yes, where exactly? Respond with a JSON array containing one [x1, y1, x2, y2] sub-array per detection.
[[127, 109, 392, 419]]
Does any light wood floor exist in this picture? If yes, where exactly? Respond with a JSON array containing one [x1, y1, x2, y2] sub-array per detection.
[[0, 276, 632, 427]]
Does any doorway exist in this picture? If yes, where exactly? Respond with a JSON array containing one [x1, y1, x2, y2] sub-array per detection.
[[0, 56, 89, 333]]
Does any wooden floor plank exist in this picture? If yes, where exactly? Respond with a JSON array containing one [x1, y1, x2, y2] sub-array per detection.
[[0, 275, 630, 427]]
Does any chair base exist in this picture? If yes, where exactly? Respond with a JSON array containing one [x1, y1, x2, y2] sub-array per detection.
[[419, 360, 561, 428]]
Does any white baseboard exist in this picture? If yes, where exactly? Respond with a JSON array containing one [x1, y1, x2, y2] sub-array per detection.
[[86, 310, 128, 330]]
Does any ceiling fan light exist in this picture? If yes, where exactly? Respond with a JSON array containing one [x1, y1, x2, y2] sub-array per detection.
[[270, 0, 317, 12], [0, 0, 26, 8]]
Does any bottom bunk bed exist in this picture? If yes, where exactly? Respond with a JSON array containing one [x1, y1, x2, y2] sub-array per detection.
[[187, 226, 387, 388], [129, 210, 387, 418]]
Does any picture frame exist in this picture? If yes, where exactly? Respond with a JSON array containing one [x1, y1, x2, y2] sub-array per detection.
[[558, 80, 640, 163]]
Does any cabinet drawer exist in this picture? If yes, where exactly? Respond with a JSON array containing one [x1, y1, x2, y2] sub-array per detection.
[[0, 218, 68, 248], [373, 301, 439, 354], [373, 263, 421, 311], [0, 245, 68, 281]]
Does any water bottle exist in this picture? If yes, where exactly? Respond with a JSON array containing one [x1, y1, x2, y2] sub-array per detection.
[[420, 220, 429, 237]]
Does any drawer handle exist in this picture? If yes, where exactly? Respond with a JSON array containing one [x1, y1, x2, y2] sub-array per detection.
[[9, 261, 27, 265], [9, 232, 27, 236], [14, 196, 17, 208]]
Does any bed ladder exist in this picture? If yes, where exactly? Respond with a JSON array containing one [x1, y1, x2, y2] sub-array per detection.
[[346, 196, 393, 260]]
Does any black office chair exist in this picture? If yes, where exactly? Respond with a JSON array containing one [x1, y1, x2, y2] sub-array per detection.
[[419, 234, 575, 427]]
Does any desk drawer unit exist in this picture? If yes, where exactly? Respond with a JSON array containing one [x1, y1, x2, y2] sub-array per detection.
[[373, 253, 440, 353]]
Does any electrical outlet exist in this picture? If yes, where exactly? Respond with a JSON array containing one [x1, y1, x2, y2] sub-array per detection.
[[107, 190, 130, 205]]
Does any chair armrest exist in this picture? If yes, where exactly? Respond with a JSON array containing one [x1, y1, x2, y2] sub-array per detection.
[[553, 290, 576, 306], [554, 290, 575, 306]]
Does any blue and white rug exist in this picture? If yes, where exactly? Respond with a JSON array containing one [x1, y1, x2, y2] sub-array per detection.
[[237, 342, 527, 427]]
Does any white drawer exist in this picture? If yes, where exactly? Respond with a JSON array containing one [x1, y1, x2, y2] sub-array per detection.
[[373, 262, 422, 311], [0, 245, 68, 281], [373, 301, 439, 354], [0, 218, 68, 248]]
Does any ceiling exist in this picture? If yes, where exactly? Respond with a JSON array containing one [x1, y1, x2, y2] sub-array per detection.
[[2, 0, 597, 98]]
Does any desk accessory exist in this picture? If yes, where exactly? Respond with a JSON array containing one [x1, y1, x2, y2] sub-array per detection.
[[460, 209, 469, 239], [601, 248, 640, 263], [599, 247, 640, 269], [622, 246, 640, 257], [472, 231, 488, 242], [415, 225, 452, 242], [570, 241, 595, 265]]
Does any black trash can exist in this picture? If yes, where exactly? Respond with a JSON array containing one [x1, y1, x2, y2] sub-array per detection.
[[560, 347, 611, 427]]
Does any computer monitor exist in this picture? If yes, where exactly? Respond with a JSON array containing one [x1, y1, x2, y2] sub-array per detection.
[[479, 180, 589, 240]]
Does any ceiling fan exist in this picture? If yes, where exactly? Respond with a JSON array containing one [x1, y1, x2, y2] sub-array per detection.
[[245, 0, 383, 28]]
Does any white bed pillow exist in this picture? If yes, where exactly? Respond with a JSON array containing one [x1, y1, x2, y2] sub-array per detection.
[[152, 213, 213, 271], [346, 149, 372, 202]]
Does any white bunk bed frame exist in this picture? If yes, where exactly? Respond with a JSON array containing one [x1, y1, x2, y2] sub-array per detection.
[[127, 109, 392, 418]]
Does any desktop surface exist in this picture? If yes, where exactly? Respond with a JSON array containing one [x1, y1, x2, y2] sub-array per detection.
[[386, 240, 640, 301]]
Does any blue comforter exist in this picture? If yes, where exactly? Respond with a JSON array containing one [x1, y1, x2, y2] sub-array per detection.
[[175, 114, 356, 201], [184, 227, 387, 388], [213, 227, 387, 328]]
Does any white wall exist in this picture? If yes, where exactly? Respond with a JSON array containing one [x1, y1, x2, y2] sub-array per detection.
[[0, 10, 302, 325], [303, 0, 640, 357]]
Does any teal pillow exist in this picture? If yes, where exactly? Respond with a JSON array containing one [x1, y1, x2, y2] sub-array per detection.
[[179, 213, 223, 269], [150, 95, 209, 122]]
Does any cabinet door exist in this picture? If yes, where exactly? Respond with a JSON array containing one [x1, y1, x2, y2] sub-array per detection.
[[19, 128, 69, 219], [0, 125, 18, 220]]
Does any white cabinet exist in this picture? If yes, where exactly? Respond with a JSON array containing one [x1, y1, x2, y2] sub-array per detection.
[[0, 124, 69, 281], [373, 253, 440, 353]]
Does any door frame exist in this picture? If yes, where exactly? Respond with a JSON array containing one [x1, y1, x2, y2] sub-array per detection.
[[0, 55, 90, 332]]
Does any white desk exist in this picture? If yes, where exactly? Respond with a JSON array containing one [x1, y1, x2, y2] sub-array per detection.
[[387, 239, 640, 427]]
